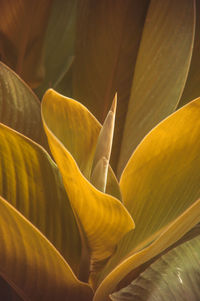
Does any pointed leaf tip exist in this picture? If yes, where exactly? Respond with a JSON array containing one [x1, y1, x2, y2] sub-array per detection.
[[91, 94, 117, 191], [111, 93, 117, 114]]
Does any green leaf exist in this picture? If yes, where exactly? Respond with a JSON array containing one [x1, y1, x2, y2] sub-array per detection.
[[117, 0, 195, 175], [35, 0, 77, 98], [72, 0, 149, 171], [0, 62, 48, 149], [94, 199, 200, 301], [0, 122, 81, 275], [0, 195, 93, 301], [0, 0, 52, 88], [110, 232, 200, 301], [42, 89, 134, 267]]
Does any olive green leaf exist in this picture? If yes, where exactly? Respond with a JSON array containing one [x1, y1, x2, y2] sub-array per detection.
[[94, 96, 200, 299], [94, 198, 200, 301], [0, 0, 52, 88], [72, 0, 149, 171], [35, 0, 77, 98], [72, 0, 195, 176], [0, 62, 48, 149], [110, 232, 200, 301], [118, 0, 195, 175], [0, 122, 81, 275], [106, 166, 122, 202], [41, 89, 134, 266], [0, 195, 93, 301]]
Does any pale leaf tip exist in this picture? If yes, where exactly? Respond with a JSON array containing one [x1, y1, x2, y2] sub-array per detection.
[[111, 93, 117, 114]]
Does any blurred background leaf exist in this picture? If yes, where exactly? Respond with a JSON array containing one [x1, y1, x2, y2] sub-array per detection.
[[35, 0, 77, 98], [72, 0, 149, 174], [117, 0, 195, 175], [72, 0, 195, 176], [178, 0, 200, 108], [0, 0, 52, 88]]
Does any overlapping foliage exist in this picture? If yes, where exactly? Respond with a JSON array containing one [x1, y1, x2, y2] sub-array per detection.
[[0, 1, 200, 300]]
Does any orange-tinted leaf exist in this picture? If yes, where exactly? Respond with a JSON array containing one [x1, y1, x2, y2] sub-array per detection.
[[0, 0, 52, 88]]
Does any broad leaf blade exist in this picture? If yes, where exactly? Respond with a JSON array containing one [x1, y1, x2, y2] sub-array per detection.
[[118, 0, 195, 175], [0, 195, 93, 301], [0, 62, 48, 149], [41, 89, 121, 200], [94, 96, 200, 299], [42, 89, 134, 265], [0, 0, 52, 88], [94, 198, 200, 301], [73, 0, 149, 171], [111, 234, 200, 301], [119, 97, 200, 258], [0, 122, 81, 275], [35, 0, 77, 98]]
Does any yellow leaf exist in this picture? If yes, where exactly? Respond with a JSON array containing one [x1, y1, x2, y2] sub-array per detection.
[[41, 89, 134, 264], [94, 96, 200, 297], [0, 122, 81, 275], [0, 195, 92, 301]]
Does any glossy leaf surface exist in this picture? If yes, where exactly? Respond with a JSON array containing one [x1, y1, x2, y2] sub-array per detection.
[[0, 62, 48, 149], [42, 89, 134, 264], [118, 0, 195, 175], [0, 122, 81, 275], [0, 0, 52, 88], [0, 195, 92, 301], [94, 198, 200, 301], [111, 234, 200, 301]]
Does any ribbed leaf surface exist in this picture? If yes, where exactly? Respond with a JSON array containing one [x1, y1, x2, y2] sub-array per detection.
[[111, 234, 200, 301], [0, 195, 92, 301], [42, 89, 134, 266], [0, 122, 81, 275], [0, 62, 48, 149]]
